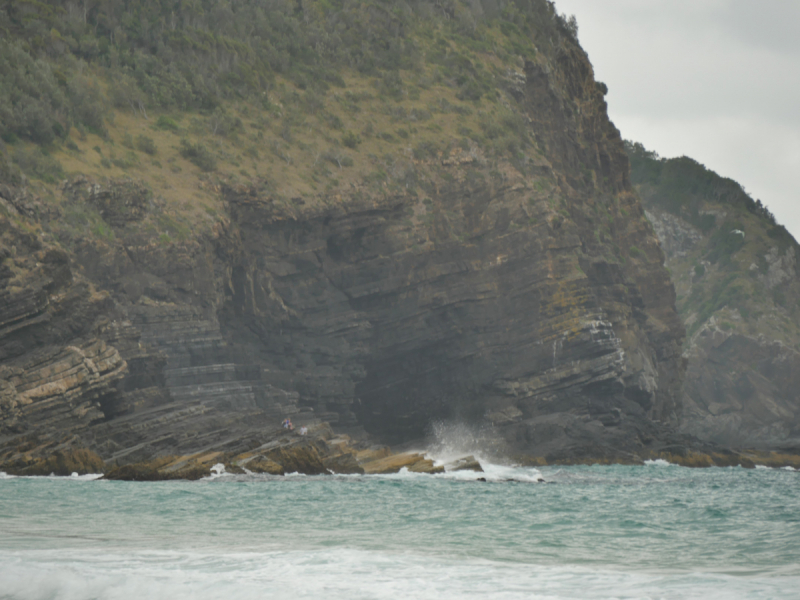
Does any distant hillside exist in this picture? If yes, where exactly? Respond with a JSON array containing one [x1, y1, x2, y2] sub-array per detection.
[[628, 141, 800, 449]]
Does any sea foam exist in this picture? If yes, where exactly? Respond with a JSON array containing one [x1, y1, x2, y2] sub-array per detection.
[[2, 546, 796, 600], [0, 471, 103, 481], [644, 458, 676, 467]]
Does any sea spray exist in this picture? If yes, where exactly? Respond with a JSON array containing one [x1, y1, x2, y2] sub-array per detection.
[[425, 420, 510, 465]]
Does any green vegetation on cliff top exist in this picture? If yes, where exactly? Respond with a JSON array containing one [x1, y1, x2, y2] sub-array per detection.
[[627, 141, 800, 346], [0, 0, 587, 246]]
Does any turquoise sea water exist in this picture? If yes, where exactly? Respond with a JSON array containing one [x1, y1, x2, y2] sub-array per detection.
[[1, 461, 799, 599]]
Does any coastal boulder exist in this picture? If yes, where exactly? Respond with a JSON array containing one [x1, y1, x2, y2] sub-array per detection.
[[244, 456, 284, 475], [323, 452, 364, 475], [444, 456, 484, 473], [264, 440, 328, 475], [361, 452, 444, 474], [103, 456, 210, 481], [7, 448, 105, 476]]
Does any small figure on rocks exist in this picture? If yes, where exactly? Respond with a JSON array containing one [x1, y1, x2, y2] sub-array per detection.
[[299, 426, 308, 436], [282, 418, 294, 430]]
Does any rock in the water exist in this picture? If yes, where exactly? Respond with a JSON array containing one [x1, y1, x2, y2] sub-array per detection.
[[6, 448, 105, 476], [263, 440, 328, 475], [323, 452, 364, 475], [242, 456, 284, 475], [103, 456, 210, 481], [444, 455, 484, 473], [361, 452, 443, 474]]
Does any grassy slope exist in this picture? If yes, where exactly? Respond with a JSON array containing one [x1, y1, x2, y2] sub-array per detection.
[[0, 1, 577, 250], [627, 142, 800, 348]]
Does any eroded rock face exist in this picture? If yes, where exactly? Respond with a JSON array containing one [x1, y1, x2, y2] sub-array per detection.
[[1, 24, 688, 468], [681, 322, 800, 447], [209, 43, 685, 462], [64, 177, 154, 228], [759, 246, 796, 290], [644, 205, 800, 449], [218, 176, 683, 461], [644, 210, 702, 259], [0, 216, 127, 444]]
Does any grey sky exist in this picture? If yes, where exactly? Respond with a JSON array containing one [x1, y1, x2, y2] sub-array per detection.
[[554, 0, 800, 240]]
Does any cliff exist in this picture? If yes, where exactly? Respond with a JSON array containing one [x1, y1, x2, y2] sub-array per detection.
[[629, 144, 800, 450], [0, 1, 697, 472]]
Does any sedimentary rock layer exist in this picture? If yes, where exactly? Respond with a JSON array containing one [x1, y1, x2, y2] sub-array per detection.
[[1, 18, 690, 468]]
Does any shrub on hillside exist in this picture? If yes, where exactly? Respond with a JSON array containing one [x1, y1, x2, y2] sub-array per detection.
[[626, 140, 781, 233], [179, 140, 216, 172], [155, 116, 180, 132], [209, 108, 243, 137], [706, 224, 746, 265], [341, 131, 361, 149], [136, 135, 157, 155], [0, 40, 69, 145], [12, 147, 63, 183], [0, 39, 111, 143]]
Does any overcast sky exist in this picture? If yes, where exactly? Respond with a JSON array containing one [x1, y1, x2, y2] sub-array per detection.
[[554, 0, 800, 240]]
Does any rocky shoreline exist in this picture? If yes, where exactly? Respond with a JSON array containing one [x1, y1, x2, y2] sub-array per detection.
[[3, 419, 798, 480]]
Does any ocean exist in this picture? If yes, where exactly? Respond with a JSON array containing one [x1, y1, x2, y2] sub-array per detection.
[[1, 460, 798, 599]]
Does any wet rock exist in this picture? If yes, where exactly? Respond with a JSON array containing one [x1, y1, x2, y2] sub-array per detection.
[[409, 459, 444, 474], [323, 452, 364, 475], [6, 448, 105, 476], [444, 455, 483, 473], [361, 452, 444, 474], [243, 456, 284, 475], [355, 446, 392, 463], [103, 457, 210, 481], [263, 440, 328, 475]]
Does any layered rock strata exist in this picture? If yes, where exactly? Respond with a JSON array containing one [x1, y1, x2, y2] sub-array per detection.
[[1, 23, 697, 469], [206, 50, 686, 462], [0, 215, 126, 443], [100, 424, 448, 481]]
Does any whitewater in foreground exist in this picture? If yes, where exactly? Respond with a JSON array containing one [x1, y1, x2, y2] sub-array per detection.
[[1, 459, 799, 600]]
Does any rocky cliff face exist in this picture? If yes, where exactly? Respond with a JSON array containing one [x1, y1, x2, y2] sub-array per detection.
[[648, 210, 800, 448], [206, 48, 687, 462], [1, 16, 691, 471], [681, 324, 800, 447], [631, 145, 800, 450], [0, 212, 123, 438]]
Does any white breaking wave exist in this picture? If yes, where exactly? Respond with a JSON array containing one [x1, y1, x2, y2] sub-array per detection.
[[369, 462, 544, 483], [203, 463, 233, 480], [0, 471, 103, 481], [397, 419, 546, 482], [644, 459, 677, 467], [2, 547, 796, 600], [425, 420, 507, 463]]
